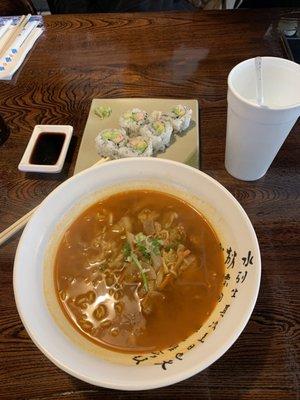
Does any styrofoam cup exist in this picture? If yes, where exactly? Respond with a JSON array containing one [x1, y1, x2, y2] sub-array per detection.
[[225, 57, 300, 181]]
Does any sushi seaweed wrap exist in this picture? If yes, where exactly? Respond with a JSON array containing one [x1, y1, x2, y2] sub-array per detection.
[[118, 136, 153, 158], [95, 128, 127, 159], [119, 108, 149, 134]]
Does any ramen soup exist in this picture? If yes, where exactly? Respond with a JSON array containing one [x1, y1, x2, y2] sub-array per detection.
[[55, 190, 224, 353]]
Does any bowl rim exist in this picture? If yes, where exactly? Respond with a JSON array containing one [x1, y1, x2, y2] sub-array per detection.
[[13, 157, 261, 390]]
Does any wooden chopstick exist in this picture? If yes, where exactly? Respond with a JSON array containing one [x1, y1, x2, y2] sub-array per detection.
[[0, 15, 28, 58], [0, 158, 109, 246], [0, 19, 14, 43], [0, 207, 37, 247]]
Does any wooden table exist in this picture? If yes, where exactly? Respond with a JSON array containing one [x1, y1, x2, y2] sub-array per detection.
[[0, 9, 299, 400]]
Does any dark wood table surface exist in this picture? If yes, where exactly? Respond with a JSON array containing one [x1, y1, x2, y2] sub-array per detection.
[[0, 9, 299, 400]]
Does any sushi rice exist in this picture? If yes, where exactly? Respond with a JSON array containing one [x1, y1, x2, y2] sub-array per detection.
[[95, 128, 127, 159], [119, 108, 149, 134], [118, 136, 153, 158], [141, 119, 173, 152]]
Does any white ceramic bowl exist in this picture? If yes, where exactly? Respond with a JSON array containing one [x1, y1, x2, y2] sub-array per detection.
[[13, 158, 261, 390]]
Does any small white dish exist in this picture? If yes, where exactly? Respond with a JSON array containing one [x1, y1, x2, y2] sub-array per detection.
[[18, 125, 73, 173]]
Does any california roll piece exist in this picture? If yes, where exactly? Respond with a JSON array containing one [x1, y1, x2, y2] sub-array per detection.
[[169, 104, 192, 133], [141, 119, 173, 152], [95, 128, 127, 159], [118, 136, 153, 158], [149, 110, 169, 122], [119, 108, 149, 135]]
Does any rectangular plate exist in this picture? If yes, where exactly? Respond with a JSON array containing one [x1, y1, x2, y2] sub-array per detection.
[[74, 98, 199, 174]]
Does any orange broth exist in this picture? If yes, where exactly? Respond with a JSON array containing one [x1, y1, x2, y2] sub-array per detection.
[[55, 190, 224, 353]]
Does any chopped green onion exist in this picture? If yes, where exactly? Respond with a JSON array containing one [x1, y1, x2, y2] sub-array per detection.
[[135, 233, 151, 259], [150, 238, 163, 255], [123, 239, 148, 291], [123, 241, 131, 258], [131, 253, 149, 292], [134, 233, 163, 259]]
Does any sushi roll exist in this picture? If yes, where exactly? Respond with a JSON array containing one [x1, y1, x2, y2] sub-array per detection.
[[118, 136, 153, 158], [141, 119, 173, 153], [149, 110, 169, 121], [169, 105, 192, 133], [95, 128, 127, 159], [119, 108, 149, 135]]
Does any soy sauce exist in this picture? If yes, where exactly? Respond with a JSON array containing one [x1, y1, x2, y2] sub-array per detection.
[[29, 132, 66, 165]]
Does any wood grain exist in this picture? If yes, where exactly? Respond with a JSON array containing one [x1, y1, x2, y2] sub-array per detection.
[[0, 9, 299, 400]]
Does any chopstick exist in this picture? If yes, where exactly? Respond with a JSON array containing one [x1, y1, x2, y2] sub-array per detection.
[[0, 19, 13, 42], [0, 15, 28, 58], [6, 20, 39, 59], [0, 15, 34, 71], [0, 158, 109, 246], [0, 207, 37, 247]]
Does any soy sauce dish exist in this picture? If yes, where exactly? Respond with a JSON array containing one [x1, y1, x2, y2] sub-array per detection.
[[13, 158, 260, 390]]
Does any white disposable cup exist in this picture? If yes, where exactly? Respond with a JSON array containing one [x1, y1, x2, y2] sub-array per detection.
[[225, 57, 300, 181]]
